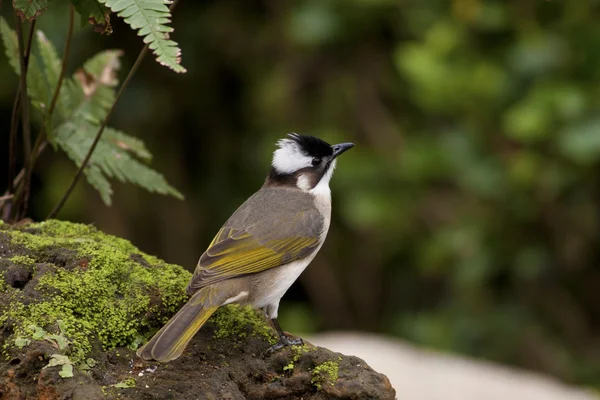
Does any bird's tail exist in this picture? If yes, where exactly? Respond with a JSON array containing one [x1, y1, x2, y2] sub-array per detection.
[[136, 290, 218, 362]]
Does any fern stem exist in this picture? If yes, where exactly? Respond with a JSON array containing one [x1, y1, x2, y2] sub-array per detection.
[[17, 6, 76, 220], [3, 18, 36, 221], [7, 86, 21, 199], [15, 16, 33, 174], [46, 44, 151, 219], [5, 20, 35, 219]]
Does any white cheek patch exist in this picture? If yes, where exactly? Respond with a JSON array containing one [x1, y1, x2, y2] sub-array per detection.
[[272, 139, 313, 174]]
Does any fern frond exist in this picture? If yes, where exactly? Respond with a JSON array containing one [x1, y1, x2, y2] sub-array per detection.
[[0, 17, 19, 73], [69, 0, 112, 34], [85, 165, 113, 205], [73, 50, 121, 122], [1, 21, 183, 205], [13, 0, 49, 21], [98, 0, 186, 73], [55, 49, 121, 128], [36, 31, 60, 89], [0, 17, 51, 111], [104, 127, 152, 161], [54, 120, 183, 205]]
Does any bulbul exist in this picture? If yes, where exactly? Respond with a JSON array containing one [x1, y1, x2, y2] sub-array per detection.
[[137, 133, 354, 362]]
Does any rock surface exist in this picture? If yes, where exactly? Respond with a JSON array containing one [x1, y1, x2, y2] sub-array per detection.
[[0, 220, 395, 400]]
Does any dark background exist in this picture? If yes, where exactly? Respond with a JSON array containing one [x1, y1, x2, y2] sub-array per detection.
[[2, 0, 600, 387]]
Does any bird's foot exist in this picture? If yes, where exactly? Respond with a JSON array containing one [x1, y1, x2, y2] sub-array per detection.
[[263, 335, 304, 357]]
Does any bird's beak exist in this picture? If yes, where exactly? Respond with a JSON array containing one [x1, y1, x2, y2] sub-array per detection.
[[331, 142, 355, 159]]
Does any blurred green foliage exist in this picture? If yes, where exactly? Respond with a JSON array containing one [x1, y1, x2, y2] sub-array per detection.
[[2, 0, 600, 386]]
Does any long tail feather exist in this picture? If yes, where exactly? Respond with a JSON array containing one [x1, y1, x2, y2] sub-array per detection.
[[137, 291, 218, 362]]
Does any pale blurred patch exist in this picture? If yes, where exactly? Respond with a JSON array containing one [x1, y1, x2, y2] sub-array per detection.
[[308, 332, 599, 400]]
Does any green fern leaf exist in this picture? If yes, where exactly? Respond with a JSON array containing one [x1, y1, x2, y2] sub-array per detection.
[[0, 17, 51, 112], [69, 0, 112, 34], [13, 0, 49, 21], [0, 17, 19, 73], [54, 120, 183, 205], [2, 22, 182, 205], [55, 49, 121, 128], [104, 127, 152, 161], [98, 0, 186, 73], [74, 49, 121, 122], [36, 31, 60, 89]]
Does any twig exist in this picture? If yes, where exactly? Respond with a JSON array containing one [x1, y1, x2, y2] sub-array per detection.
[[46, 0, 181, 219], [0, 195, 14, 202], [0, 140, 46, 210], [20, 6, 75, 219]]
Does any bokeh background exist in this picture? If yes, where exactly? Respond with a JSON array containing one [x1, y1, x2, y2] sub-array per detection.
[[2, 0, 600, 388]]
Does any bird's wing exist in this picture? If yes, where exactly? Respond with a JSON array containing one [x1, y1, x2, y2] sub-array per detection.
[[187, 208, 323, 293]]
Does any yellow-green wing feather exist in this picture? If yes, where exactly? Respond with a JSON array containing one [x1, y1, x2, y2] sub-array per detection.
[[187, 216, 322, 292]]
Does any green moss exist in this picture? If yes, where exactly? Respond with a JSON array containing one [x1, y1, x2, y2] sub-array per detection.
[[0, 220, 191, 362], [311, 360, 339, 390], [9, 255, 35, 266], [212, 304, 277, 344], [283, 344, 311, 372]]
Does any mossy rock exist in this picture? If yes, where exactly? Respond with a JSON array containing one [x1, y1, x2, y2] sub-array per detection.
[[0, 219, 191, 362], [0, 220, 395, 400]]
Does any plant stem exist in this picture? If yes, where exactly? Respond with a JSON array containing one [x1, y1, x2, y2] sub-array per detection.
[[5, 20, 35, 219], [19, 6, 75, 219], [15, 17, 32, 170], [4, 18, 36, 221], [8, 19, 36, 199], [46, 45, 150, 219], [0, 140, 46, 216], [7, 87, 21, 197]]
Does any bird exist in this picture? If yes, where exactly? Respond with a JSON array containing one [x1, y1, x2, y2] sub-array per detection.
[[137, 133, 355, 362]]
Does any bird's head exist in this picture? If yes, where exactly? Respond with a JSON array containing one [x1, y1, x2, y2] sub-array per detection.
[[266, 133, 355, 192]]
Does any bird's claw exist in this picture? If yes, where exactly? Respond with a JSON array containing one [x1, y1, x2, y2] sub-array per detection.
[[263, 335, 304, 357]]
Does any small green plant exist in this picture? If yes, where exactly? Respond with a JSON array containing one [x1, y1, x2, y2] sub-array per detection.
[[282, 344, 310, 373], [311, 360, 339, 390], [0, 0, 186, 222], [112, 378, 136, 388], [44, 354, 74, 378]]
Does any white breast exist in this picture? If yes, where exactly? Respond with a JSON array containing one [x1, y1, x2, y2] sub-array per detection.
[[252, 256, 316, 311], [251, 199, 330, 315]]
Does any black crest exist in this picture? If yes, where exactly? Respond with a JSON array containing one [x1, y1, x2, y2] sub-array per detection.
[[288, 133, 333, 157]]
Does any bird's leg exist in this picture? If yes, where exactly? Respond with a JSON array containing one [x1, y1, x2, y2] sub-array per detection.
[[265, 318, 303, 354], [263, 306, 303, 356]]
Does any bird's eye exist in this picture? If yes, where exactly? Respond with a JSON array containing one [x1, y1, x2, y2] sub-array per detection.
[[311, 157, 322, 166]]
